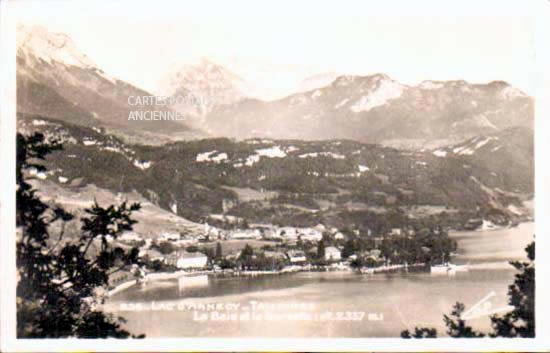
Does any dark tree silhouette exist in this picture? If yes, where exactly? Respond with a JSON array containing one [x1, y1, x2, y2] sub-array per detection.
[[317, 240, 326, 259], [238, 243, 254, 270], [215, 242, 223, 260], [16, 132, 144, 338], [157, 241, 176, 254], [401, 327, 438, 339], [490, 241, 535, 337]]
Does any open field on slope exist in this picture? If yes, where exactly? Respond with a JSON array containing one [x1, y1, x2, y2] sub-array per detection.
[[31, 179, 203, 238]]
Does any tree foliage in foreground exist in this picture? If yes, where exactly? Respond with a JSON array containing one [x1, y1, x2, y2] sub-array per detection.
[[490, 241, 535, 338], [402, 241, 535, 338], [16, 132, 144, 338], [400, 327, 437, 339]]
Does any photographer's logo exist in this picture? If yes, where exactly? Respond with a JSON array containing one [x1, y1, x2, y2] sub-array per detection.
[[462, 291, 514, 320]]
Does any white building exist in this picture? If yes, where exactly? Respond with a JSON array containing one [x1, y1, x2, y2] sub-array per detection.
[[231, 229, 262, 239], [167, 251, 208, 269], [286, 250, 307, 263], [276, 227, 322, 241], [390, 228, 402, 236], [298, 228, 323, 241], [324, 247, 342, 261]]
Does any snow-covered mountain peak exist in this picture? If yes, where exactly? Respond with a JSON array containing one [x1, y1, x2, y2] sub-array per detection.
[[160, 57, 246, 96], [157, 58, 249, 119], [17, 25, 96, 69], [350, 75, 407, 112]]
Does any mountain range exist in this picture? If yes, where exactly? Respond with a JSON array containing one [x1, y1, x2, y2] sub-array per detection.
[[203, 74, 533, 149], [16, 25, 534, 149], [16, 25, 198, 144]]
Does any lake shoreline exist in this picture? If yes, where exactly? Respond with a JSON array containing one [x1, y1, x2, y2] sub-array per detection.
[[108, 221, 534, 297], [108, 262, 429, 296]]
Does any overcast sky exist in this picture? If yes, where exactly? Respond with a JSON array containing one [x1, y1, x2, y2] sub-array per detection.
[[11, 0, 536, 99]]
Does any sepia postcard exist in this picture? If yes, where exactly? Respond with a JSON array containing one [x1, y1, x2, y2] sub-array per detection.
[[1, 0, 549, 351]]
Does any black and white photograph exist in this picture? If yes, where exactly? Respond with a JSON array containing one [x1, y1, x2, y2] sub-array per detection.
[[1, 0, 548, 351]]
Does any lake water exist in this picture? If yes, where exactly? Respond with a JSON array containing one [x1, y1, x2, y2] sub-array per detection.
[[105, 222, 534, 337]]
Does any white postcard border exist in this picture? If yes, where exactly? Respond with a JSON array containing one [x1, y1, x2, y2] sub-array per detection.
[[1, 0, 549, 351]]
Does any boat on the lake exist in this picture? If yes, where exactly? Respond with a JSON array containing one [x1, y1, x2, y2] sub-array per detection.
[[430, 263, 469, 275]]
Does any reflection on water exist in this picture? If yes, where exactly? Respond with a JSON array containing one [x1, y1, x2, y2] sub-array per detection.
[[178, 275, 209, 295], [107, 223, 534, 337]]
